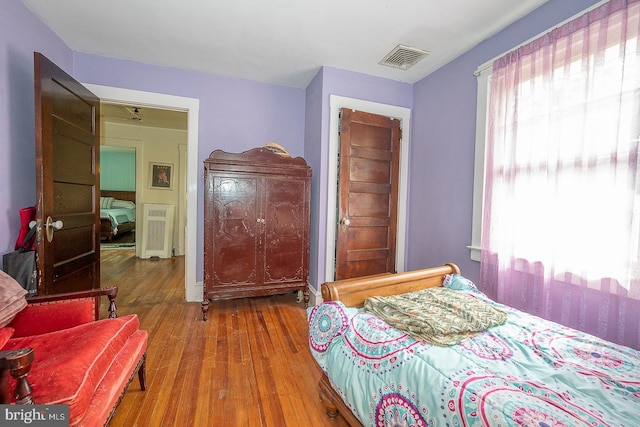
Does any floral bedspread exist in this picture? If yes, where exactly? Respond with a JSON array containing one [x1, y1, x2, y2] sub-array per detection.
[[308, 275, 640, 427]]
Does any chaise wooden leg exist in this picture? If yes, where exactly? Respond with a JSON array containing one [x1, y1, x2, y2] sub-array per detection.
[[138, 353, 147, 391], [0, 348, 35, 404], [202, 300, 209, 321]]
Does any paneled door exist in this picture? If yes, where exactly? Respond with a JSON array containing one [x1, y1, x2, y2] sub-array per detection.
[[335, 108, 401, 280], [34, 52, 101, 294]]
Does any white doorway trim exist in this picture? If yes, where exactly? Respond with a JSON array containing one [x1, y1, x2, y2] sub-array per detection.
[[85, 83, 200, 302], [325, 95, 411, 283], [177, 144, 188, 257]]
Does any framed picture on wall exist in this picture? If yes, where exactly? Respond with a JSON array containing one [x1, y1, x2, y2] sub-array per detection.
[[149, 162, 174, 190]]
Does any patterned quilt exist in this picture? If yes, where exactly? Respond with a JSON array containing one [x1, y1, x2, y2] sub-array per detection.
[[308, 275, 640, 427]]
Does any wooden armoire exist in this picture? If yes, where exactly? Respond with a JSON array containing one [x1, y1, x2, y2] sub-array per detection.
[[202, 148, 311, 320]]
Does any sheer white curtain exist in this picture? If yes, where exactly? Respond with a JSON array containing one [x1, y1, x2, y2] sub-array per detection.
[[480, 0, 640, 349]]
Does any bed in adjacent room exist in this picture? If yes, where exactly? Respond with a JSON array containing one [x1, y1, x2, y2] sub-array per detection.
[[100, 190, 136, 242], [308, 263, 640, 427]]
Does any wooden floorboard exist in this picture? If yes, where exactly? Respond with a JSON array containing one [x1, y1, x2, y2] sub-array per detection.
[[101, 249, 349, 427]]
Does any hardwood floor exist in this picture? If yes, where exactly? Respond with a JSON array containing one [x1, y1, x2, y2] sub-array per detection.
[[100, 249, 349, 427]]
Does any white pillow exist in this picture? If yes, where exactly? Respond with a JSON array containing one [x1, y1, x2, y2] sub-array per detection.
[[100, 196, 115, 209], [111, 199, 135, 209], [0, 270, 28, 327]]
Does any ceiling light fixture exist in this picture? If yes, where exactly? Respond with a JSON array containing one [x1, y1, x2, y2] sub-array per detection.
[[125, 106, 143, 121]]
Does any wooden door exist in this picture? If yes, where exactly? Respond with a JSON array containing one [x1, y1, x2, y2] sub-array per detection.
[[34, 52, 101, 295], [335, 108, 401, 280]]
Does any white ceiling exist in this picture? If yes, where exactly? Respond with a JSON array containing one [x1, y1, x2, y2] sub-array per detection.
[[21, 0, 548, 89]]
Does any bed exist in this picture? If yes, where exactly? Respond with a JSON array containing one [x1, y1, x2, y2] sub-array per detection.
[[308, 263, 640, 427], [100, 190, 136, 242]]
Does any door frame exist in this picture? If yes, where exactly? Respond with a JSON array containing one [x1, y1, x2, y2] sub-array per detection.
[[84, 83, 201, 302], [325, 95, 411, 283]]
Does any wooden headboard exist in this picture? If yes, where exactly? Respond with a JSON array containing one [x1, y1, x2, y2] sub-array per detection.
[[320, 263, 461, 307], [101, 190, 136, 203]]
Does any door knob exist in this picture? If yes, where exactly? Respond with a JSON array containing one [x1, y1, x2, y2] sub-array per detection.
[[340, 217, 350, 232], [45, 216, 63, 243]]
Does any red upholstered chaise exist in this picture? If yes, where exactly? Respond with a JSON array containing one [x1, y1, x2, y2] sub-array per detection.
[[0, 278, 147, 427]]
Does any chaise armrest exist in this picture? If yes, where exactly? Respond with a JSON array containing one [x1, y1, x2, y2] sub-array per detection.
[[8, 287, 118, 338]]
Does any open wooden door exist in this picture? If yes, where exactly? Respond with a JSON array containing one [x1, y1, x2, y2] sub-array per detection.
[[34, 52, 101, 295], [335, 108, 401, 280]]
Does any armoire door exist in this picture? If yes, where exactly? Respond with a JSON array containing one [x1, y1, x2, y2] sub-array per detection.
[[210, 174, 260, 287], [262, 175, 309, 285]]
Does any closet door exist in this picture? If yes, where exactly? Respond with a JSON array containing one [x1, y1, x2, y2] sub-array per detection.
[[211, 174, 260, 288], [262, 175, 309, 287]]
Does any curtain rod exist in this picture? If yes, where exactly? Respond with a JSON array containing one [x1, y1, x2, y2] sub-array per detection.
[[474, 0, 609, 76]]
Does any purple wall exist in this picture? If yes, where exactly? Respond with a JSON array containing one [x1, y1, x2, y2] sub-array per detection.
[[73, 55, 306, 157], [72, 54, 306, 283], [409, 0, 602, 284], [0, 0, 73, 258], [304, 71, 324, 289], [304, 67, 413, 290]]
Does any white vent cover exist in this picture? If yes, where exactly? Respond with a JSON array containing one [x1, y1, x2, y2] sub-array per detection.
[[141, 203, 175, 259], [379, 44, 429, 70]]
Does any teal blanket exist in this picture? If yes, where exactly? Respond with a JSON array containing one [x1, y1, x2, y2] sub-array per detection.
[[308, 276, 640, 427]]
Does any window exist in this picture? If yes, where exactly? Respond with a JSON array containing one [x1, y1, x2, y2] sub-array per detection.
[[473, 0, 640, 348], [472, 1, 640, 287]]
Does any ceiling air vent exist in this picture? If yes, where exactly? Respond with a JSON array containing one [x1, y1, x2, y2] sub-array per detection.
[[379, 44, 429, 70]]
